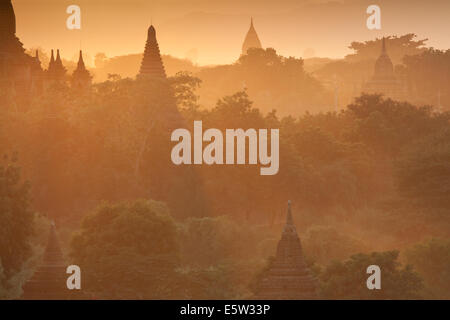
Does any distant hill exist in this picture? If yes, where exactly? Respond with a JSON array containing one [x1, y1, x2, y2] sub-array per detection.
[[303, 57, 336, 73]]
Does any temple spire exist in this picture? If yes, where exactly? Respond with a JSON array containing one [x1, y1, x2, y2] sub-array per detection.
[[77, 50, 86, 70], [47, 49, 66, 82], [254, 201, 318, 299], [241, 17, 262, 55], [72, 50, 92, 89], [55, 49, 62, 66], [0, 0, 16, 36], [138, 25, 166, 79], [21, 223, 72, 299], [286, 200, 293, 225]]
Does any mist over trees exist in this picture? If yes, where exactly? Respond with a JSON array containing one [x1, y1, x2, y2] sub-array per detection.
[[1, 35, 450, 299]]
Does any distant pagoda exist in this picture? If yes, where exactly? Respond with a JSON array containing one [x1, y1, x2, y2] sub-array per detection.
[[71, 50, 92, 89], [30, 50, 44, 94], [47, 49, 67, 82], [364, 37, 405, 100], [241, 18, 262, 56], [21, 223, 82, 300], [138, 25, 166, 79], [0, 0, 43, 98], [255, 201, 318, 299]]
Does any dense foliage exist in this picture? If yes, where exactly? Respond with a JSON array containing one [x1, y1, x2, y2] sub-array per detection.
[[1, 46, 450, 299]]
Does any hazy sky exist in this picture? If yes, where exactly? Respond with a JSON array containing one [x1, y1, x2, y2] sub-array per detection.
[[12, 0, 450, 65]]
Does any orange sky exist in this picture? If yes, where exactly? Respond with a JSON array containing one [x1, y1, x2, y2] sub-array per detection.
[[12, 0, 450, 66]]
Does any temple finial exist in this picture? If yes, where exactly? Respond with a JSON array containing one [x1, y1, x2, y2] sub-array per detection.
[[241, 16, 262, 55], [286, 200, 293, 225]]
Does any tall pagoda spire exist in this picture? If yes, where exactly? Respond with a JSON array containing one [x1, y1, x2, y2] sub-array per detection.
[[47, 49, 67, 82], [381, 36, 386, 55], [0, 0, 25, 56], [373, 37, 394, 80], [0, 0, 16, 37], [138, 25, 166, 79], [49, 49, 55, 67], [241, 17, 262, 55], [55, 49, 63, 68], [286, 200, 294, 226], [72, 50, 92, 89], [0, 0, 45, 102], [255, 201, 318, 299], [21, 222, 82, 299]]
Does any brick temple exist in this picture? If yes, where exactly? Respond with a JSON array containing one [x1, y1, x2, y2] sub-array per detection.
[[21, 223, 83, 300], [255, 201, 318, 299], [138, 25, 167, 79], [364, 37, 405, 100]]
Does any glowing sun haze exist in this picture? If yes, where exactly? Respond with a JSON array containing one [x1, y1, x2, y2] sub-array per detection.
[[12, 0, 450, 66]]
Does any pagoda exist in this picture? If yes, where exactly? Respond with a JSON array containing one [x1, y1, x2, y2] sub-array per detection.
[[30, 50, 44, 94], [47, 49, 67, 83], [254, 201, 318, 299], [0, 0, 43, 97], [21, 223, 82, 300], [138, 25, 166, 79], [241, 18, 262, 56], [364, 37, 405, 100], [71, 50, 92, 89]]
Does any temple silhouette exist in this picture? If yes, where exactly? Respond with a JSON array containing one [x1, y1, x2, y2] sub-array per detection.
[[72, 50, 92, 90], [255, 201, 318, 299], [0, 0, 43, 100], [363, 37, 405, 100], [0, 0, 91, 106], [139, 25, 167, 79], [21, 223, 85, 299], [241, 18, 263, 56]]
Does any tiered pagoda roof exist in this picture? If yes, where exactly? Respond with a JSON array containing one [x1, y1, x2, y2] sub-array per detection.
[[72, 50, 92, 88], [241, 18, 262, 55], [138, 25, 166, 79], [255, 201, 318, 299]]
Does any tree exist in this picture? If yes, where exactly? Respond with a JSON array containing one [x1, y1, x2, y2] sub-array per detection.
[[94, 52, 108, 69], [70, 199, 180, 299], [403, 48, 450, 109], [405, 238, 450, 299], [320, 251, 424, 299], [0, 154, 34, 280], [196, 48, 331, 115], [346, 34, 427, 64], [346, 94, 448, 157], [303, 226, 368, 266]]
